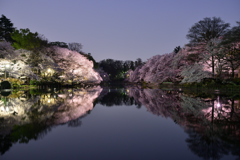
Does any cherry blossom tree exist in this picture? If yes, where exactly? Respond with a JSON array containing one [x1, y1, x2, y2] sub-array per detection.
[[0, 40, 102, 83], [46, 47, 102, 84], [128, 48, 190, 83], [0, 59, 38, 80], [180, 63, 211, 83], [201, 38, 226, 78], [0, 41, 17, 59]]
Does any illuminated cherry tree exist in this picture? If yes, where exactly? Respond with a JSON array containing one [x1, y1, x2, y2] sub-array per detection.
[[127, 46, 214, 84], [128, 48, 190, 83], [46, 47, 102, 83], [0, 41, 102, 83], [0, 58, 37, 79], [0, 41, 17, 59]]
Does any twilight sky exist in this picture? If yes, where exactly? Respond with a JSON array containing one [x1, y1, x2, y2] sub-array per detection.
[[0, 0, 239, 62]]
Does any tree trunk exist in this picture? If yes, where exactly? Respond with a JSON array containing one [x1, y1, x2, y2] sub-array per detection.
[[212, 55, 215, 78], [231, 62, 235, 78]]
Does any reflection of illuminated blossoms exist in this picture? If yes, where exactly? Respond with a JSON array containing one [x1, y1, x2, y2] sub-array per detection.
[[201, 96, 235, 121], [47, 86, 102, 125], [0, 98, 14, 115]]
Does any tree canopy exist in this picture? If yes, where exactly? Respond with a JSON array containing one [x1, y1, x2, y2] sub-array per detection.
[[186, 17, 230, 45], [11, 28, 48, 50], [0, 14, 15, 43], [222, 21, 240, 45], [99, 58, 143, 80], [68, 42, 82, 53]]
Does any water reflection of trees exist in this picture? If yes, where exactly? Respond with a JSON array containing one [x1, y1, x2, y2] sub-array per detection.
[[98, 88, 141, 107], [185, 128, 230, 160], [127, 87, 240, 159], [1, 87, 240, 159], [0, 87, 102, 155]]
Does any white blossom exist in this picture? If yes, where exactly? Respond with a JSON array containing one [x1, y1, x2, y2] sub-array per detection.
[[47, 47, 102, 83], [180, 63, 211, 83]]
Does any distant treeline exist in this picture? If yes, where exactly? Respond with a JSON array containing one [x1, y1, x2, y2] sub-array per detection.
[[98, 58, 143, 80]]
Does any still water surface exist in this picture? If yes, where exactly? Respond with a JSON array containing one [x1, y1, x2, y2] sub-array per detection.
[[0, 86, 239, 160]]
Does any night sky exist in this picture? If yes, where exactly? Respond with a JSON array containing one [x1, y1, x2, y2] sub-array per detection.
[[1, 0, 239, 62]]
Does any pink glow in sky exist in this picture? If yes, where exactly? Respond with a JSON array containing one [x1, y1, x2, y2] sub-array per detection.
[[0, 0, 239, 62]]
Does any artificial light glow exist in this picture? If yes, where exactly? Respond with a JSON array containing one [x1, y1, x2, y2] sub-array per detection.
[[48, 68, 51, 72], [6, 64, 10, 68], [217, 103, 221, 108]]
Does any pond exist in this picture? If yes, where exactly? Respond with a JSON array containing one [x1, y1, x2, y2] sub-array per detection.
[[0, 86, 240, 160]]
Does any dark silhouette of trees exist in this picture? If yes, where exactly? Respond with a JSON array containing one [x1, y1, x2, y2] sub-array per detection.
[[98, 58, 143, 80], [68, 42, 82, 53], [134, 58, 143, 68], [98, 89, 140, 107], [222, 21, 240, 44], [49, 41, 68, 48], [0, 15, 15, 43], [123, 60, 132, 71], [99, 59, 122, 80], [174, 46, 181, 53], [187, 17, 230, 45]]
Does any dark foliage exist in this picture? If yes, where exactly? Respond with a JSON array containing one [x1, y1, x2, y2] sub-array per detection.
[[186, 17, 230, 44], [174, 46, 181, 53], [48, 41, 68, 48], [0, 15, 15, 43], [98, 58, 143, 80]]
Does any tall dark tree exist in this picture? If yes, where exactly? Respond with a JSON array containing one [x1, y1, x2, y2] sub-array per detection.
[[174, 46, 181, 53], [123, 61, 132, 72], [0, 14, 15, 43], [135, 58, 143, 67], [186, 17, 230, 78], [130, 61, 134, 70], [222, 21, 240, 44], [187, 17, 230, 44]]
